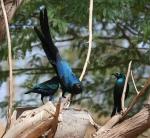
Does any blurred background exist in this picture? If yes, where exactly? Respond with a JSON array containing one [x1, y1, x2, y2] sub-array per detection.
[[0, 1, 150, 133]]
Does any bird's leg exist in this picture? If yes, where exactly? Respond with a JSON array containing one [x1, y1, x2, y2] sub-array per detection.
[[49, 95, 54, 101], [62, 91, 66, 98], [70, 93, 75, 101], [62, 93, 72, 109], [120, 107, 127, 115], [41, 95, 44, 104]]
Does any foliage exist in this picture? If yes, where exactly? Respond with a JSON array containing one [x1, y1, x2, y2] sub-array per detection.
[[0, 0, 150, 119]]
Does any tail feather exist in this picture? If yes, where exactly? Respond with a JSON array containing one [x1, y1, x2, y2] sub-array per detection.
[[34, 27, 46, 46], [40, 8, 51, 43], [35, 8, 59, 63], [24, 90, 33, 94]]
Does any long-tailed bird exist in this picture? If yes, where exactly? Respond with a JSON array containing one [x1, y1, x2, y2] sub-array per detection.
[[111, 73, 129, 117], [34, 8, 82, 98], [25, 76, 59, 104]]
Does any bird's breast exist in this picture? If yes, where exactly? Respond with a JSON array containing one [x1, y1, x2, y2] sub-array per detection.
[[116, 78, 125, 86]]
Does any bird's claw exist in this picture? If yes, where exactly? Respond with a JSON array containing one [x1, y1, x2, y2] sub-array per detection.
[[121, 107, 127, 115], [104, 129, 111, 133]]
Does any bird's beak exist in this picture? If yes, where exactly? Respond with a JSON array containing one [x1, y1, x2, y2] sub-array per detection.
[[112, 73, 118, 78], [112, 73, 116, 77]]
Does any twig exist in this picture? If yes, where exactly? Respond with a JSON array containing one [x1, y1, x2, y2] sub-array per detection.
[[121, 61, 132, 111], [131, 70, 139, 94], [121, 77, 150, 119], [79, 0, 93, 81], [1, 0, 14, 129]]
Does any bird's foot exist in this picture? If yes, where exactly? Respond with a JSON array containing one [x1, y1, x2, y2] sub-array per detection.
[[121, 107, 127, 115], [104, 129, 111, 133], [62, 98, 71, 109]]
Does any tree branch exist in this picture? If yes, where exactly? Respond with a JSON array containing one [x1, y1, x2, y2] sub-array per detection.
[[131, 70, 139, 94], [121, 77, 150, 119], [3, 102, 97, 138], [1, 0, 14, 129], [122, 61, 132, 111], [99, 106, 150, 138], [79, 0, 93, 81]]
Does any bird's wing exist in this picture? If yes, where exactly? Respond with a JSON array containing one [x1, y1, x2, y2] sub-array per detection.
[[24, 88, 41, 94], [35, 80, 59, 91], [113, 84, 119, 107]]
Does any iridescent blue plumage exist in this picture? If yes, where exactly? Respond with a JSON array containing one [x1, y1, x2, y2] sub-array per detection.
[[111, 73, 129, 117], [56, 59, 81, 90], [25, 76, 59, 104], [34, 8, 82, 97]]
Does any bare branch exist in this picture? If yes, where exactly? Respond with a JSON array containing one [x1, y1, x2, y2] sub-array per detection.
[[1, 0, 14, 129], [122, 77, 150, 119], [121, 61, 132, 111], [79, 0, 93, 81], [131, 70, 139, 94]]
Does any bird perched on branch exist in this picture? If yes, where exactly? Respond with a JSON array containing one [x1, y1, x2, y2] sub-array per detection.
[[111, 73, 129, 117], [34, 8, 82, 98], [25, 76, 59, 104]]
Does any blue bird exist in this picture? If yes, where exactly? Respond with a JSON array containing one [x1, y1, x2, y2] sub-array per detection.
[[34, 8, 82, 98], [25, 76, 59, 104], [111, 73, 129, 117]]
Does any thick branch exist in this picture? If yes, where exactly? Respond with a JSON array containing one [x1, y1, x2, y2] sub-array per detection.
[[100, 106, 150, 138], [3, 102, 56, 138], [3, 101, 97, 138]]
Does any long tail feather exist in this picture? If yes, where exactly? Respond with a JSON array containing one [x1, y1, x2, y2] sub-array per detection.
[[34, 9, 60, 64], [24, 90, 32, 94], [39, 9, 59, 61]]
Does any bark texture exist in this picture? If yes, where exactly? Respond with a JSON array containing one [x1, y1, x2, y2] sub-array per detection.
[[94, 106, 150, 138], [0, 0, 23, 42], [0, 121, 5, 137], [3, 102, 97, 138], [3, 101, 150, 138]]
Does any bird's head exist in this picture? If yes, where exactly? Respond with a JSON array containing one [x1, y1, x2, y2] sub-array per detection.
[[112, 72, 126, 79], [71, 83, 83, 95]]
